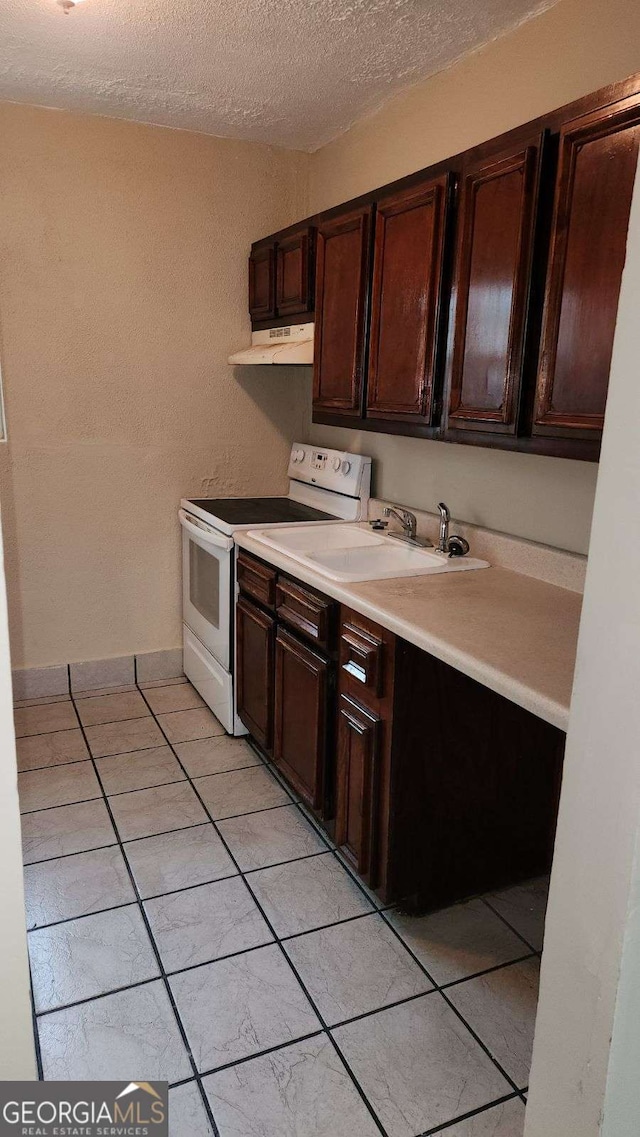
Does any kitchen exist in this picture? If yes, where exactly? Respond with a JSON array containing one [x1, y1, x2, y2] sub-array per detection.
[[0, 0, 639, 1134]]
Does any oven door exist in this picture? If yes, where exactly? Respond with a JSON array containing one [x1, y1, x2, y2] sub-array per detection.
[[179, 509, 234, 671]]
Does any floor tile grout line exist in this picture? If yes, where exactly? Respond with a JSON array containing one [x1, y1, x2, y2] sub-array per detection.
[[70, 709, 222, 1137], [24, 807, 323, 868], [482, 895, 542, 954], [325, 1031, 389, 1137], [437, 952, 539, 993], [135, 683, 389, 1136], [21, 774, 296, 818], [34, 974, 161, 1019], [197, 1028, 326, 1080], [27, 961, 44, 1079], [21, 794, 104, 816], [437, 988, 523, 1097], [242, 847, 340, 878], [419, 1089, 525, 1136], [105, 776, 188, 798], [18, 756, 99, 776], [24, 841, 121, 868], [14, 678, 188, 711], [278, 905, 387, 944], [27, 898, 138, 933]]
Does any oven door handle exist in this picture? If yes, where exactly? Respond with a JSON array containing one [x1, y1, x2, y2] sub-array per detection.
[[178, 509, 234, 551]]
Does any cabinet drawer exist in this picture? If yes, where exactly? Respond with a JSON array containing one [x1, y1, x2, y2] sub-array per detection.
[[276, 577, 336, 650], [339, 620, 384, 697], [237, 552, 277, 609]]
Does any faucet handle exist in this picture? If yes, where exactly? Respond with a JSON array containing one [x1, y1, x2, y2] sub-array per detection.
[[447, 535, 470, 558]]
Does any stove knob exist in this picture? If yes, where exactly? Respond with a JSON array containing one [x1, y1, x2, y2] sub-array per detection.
[[293, 449, 305, 463], [340, 459, 351, 475], [332, 456, 342, 471]]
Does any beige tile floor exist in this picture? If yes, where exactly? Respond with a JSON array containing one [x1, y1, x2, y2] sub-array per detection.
[[17, 676, 547, 1137]]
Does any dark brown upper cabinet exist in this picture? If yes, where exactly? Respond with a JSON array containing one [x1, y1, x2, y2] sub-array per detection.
[[276, 227, 314, 318], [366, 176, 450, 427], [313, 205, 373, 417], [249, 226, 315, 323], [248, 243, 276, 321], [533, 96, 640, 440], [250, 74, 640, 461], [446, 135, 545, 437]]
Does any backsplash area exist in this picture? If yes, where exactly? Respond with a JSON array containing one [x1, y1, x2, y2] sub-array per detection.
[[369, 498, 587, 594], [307, 424, 598, 557]]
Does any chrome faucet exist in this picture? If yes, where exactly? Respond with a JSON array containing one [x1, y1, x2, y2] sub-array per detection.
[[437, 502, 450, 553], [383, 506, 417, 540], [436, 502, 470, 558], [383, 507, 433, 548]]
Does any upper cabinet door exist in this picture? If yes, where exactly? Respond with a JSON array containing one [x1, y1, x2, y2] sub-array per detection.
[[249, 244, 276, 321], [366, 177, 450, 426], [276, 227, 314, 317], [446, 137, 545, 435], [534, 98, 640, 439], [313, 205, 373, 417]]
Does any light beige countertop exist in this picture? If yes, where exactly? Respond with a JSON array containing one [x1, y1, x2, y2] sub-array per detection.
[[235, 531, 583, 732]]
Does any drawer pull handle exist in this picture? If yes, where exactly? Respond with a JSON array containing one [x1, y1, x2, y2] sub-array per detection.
[[343, 660, 367, 683]]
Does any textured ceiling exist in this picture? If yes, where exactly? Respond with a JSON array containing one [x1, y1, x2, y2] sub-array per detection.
[[0, 0, 555, 151]]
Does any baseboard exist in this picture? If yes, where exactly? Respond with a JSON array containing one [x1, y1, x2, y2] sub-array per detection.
[[12, 648, 184, 700]]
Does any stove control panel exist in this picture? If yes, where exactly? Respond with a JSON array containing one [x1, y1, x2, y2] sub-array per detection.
[[287, 443, 371, 499]]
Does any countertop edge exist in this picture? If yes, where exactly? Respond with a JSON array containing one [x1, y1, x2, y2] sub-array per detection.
[[234, 532, 572, 733]]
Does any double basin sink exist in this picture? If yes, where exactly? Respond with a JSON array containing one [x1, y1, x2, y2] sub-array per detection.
[[247, 523, 489, 583]]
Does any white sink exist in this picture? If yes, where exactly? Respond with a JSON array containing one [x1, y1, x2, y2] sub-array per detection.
[[247, 524, 489, 582]]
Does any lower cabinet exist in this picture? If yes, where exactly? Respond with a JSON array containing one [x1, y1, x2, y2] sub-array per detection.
[[274, 627, 332, 813], [335, 695, 381, 883], [334, 606, 565, 910], [236, 553, 566, 911], [236, 594, 275, 752]]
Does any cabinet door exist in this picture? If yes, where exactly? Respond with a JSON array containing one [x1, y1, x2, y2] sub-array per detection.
[[249, 244, 276, 321], [534, 97, 640, 438], [276, 228, 314, 317], [335, 695, 381, 882], [274, 628, 330, 811], [313, 205, 373, 417], [236, 595, 275, 750], [447, 137, 544, 435], [366, 177, 449, 426]]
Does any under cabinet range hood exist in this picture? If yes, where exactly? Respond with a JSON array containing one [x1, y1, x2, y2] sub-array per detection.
[[228, 323, 314, 366]]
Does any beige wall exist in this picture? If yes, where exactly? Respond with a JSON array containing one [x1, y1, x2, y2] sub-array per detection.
[[308, 0, 640, 553], [0, 104, 310, 669]]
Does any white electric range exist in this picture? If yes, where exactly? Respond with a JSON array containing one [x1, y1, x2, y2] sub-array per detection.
[[179, 444, 371, 734]]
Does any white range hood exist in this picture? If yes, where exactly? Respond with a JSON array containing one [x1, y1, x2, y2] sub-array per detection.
[[228, 323, 314, 366]]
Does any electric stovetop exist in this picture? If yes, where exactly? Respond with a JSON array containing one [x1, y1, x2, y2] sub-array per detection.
[[186, 497, 339, 527]]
